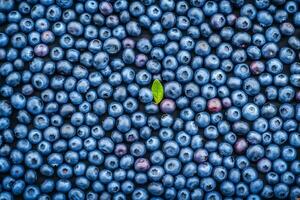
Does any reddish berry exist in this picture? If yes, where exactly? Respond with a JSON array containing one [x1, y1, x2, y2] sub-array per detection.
[[234, 138, 248, 154], [207, 98, 222, 112], [160, 99, 176, 113]]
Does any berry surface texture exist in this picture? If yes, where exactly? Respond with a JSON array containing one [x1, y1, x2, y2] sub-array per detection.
[[1, 0, 300, 199]]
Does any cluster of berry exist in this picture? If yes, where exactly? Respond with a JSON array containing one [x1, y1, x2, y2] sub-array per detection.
[[0, 0, 300, 199]]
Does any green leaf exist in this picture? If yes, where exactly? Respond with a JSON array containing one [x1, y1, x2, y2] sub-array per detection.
[[151, 79, 164, 104]]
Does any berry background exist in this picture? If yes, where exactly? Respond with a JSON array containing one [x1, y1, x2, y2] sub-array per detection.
[[0, 0, 300, 199]]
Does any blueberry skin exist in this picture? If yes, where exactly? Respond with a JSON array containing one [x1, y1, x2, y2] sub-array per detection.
[[220, 181, 235, 197], [0, 0, 300, 199]]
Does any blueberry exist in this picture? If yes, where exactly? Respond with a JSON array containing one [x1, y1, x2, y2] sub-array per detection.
[[133, 158, 149, 172], [207, 98, 222, 112]]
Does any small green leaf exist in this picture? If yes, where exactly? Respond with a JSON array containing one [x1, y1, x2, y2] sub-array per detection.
[[151, 79, 164, 104]]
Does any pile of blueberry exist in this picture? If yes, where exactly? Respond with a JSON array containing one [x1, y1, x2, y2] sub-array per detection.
[[0, 0, 300, 199]]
